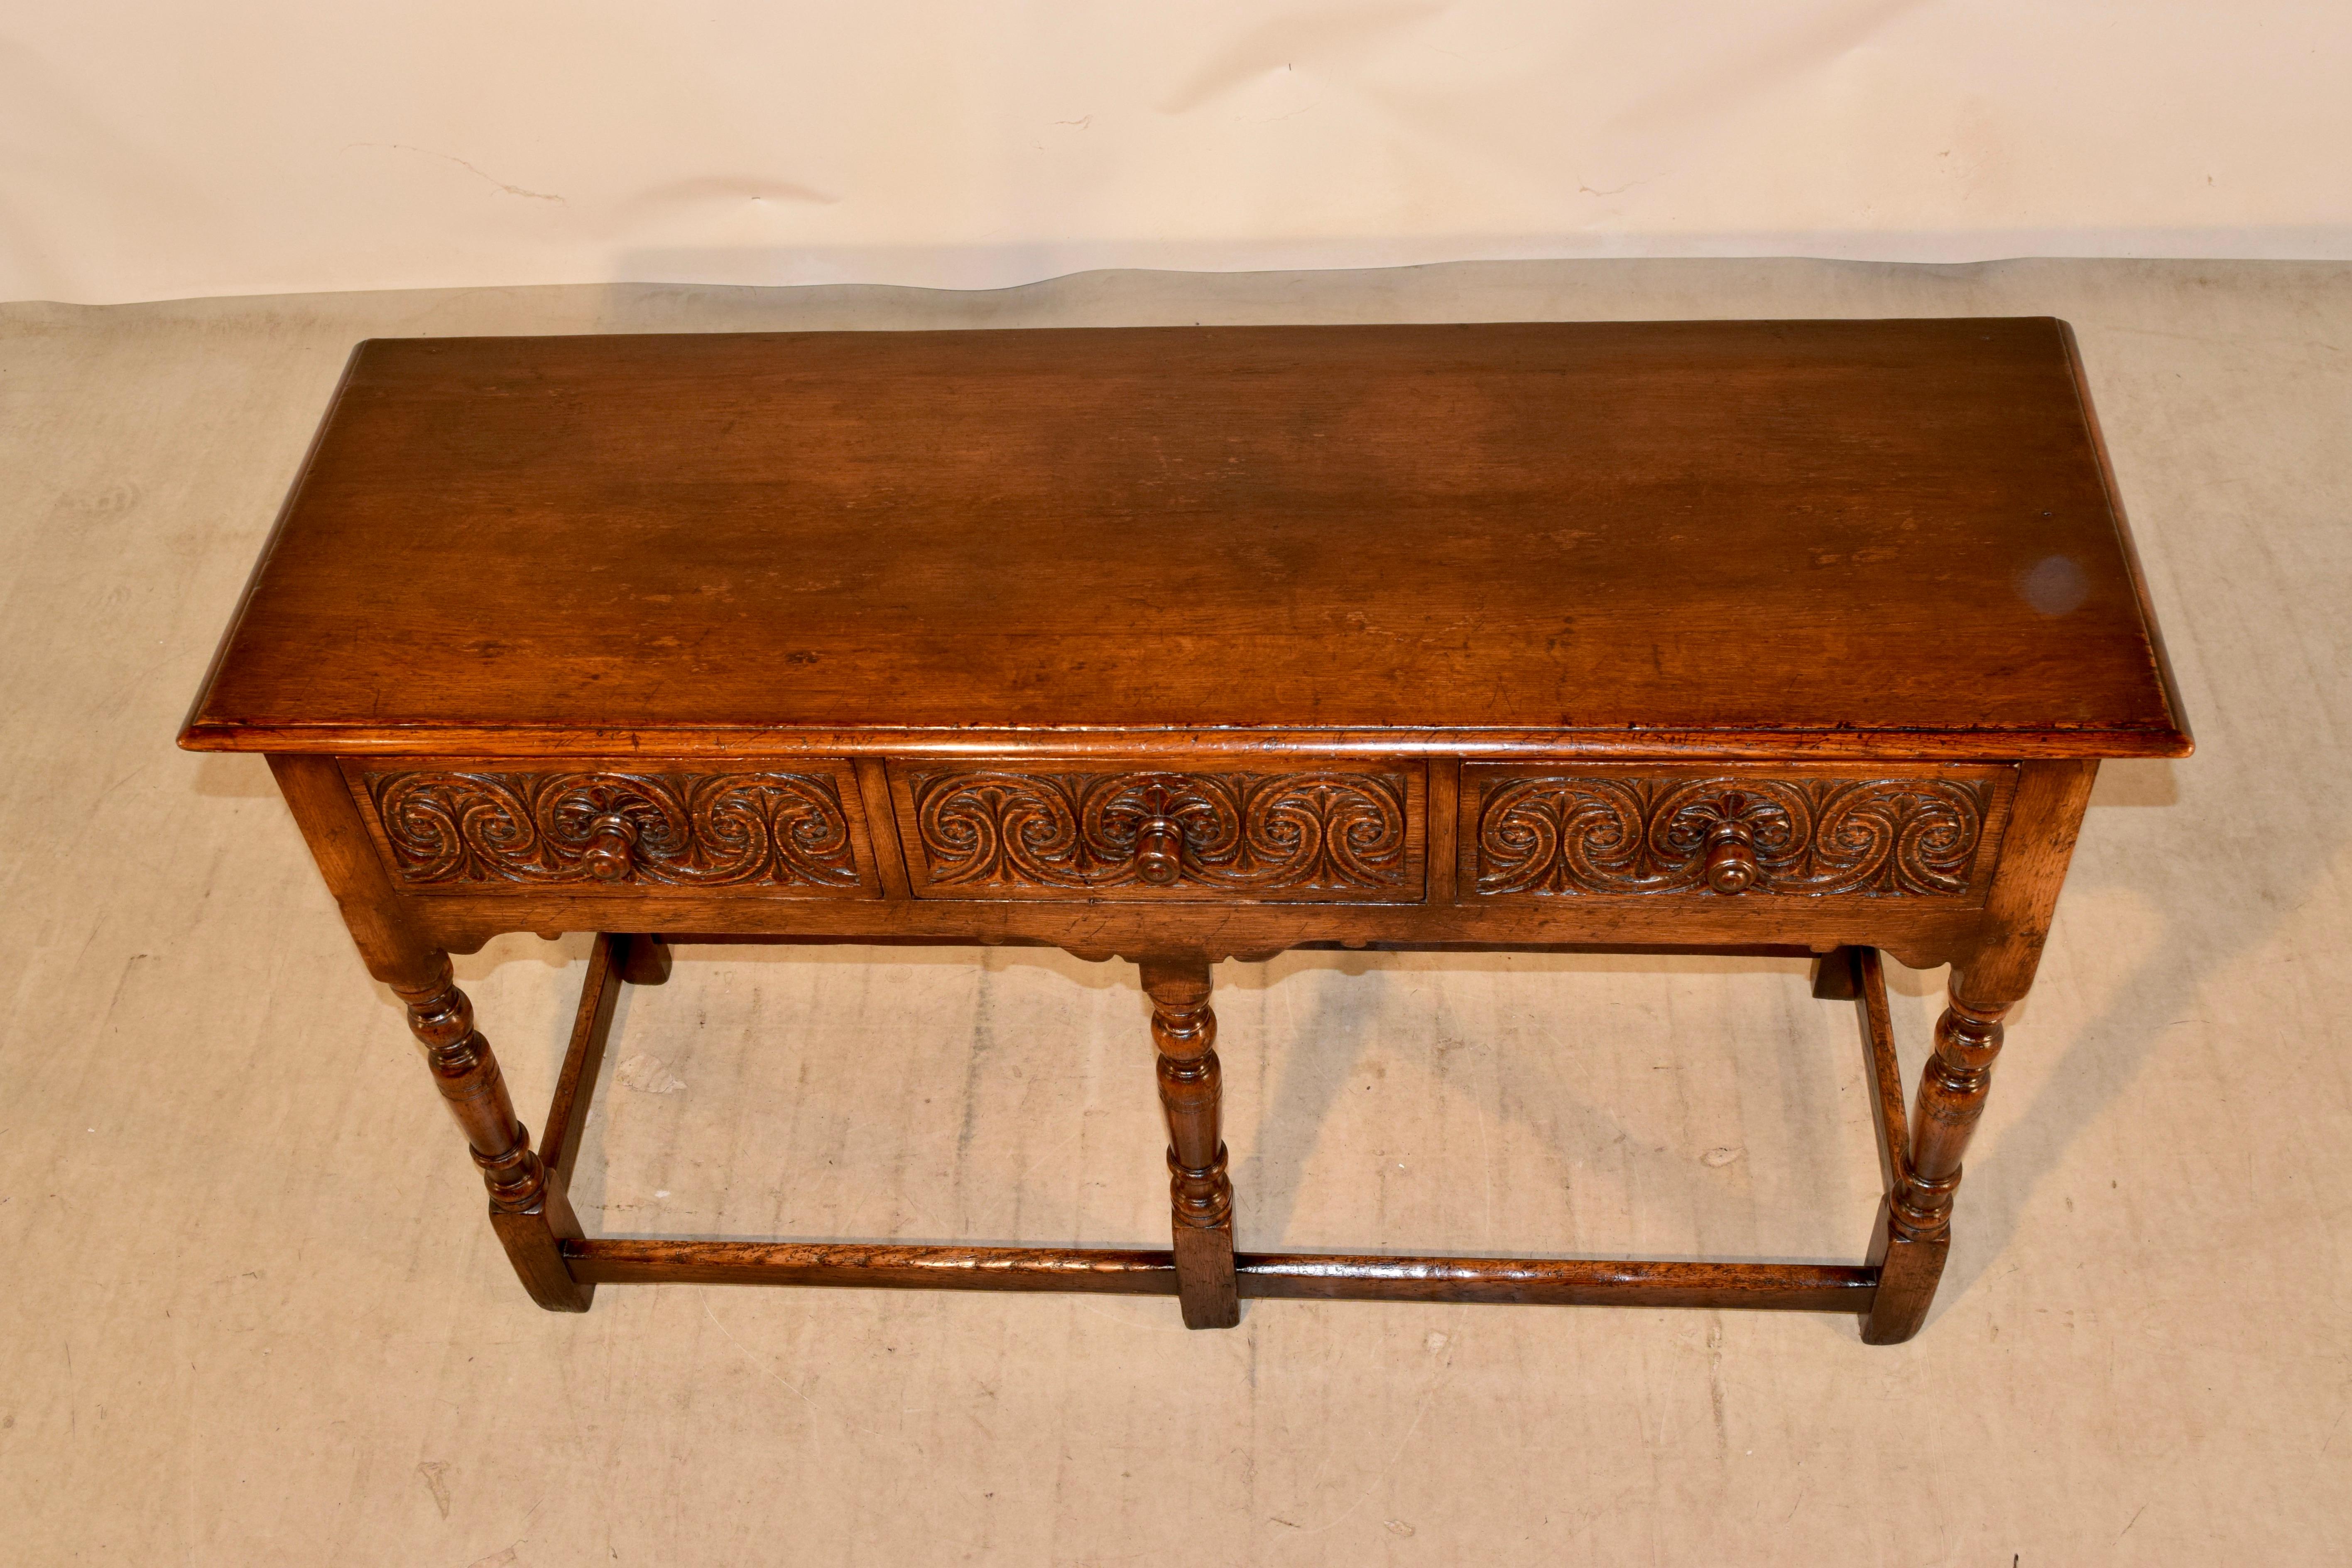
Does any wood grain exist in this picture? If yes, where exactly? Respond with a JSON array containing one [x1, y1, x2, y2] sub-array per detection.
[[537, 932, 622, 1192], [560, 1240, 1876, 1312], [1235, 1254, 1876, 1311], [181, 320, 2190, 759], [1138, 957, 1240, 1329], [392, 954, 590, 1312], [394, 887, 1999, 975], [563, 1241, 1183, 1294]]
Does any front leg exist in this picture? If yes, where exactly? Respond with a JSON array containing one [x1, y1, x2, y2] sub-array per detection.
[[266, 757, 593, 1311], [1862, 988, 2007, 1344], [1862, 758, 2097, 1343], [393, 955, 593, 1312], [1137, 958, 1240, 1328]]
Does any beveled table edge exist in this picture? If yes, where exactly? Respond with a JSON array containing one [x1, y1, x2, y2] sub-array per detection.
[[175, 721, 2195, 761]]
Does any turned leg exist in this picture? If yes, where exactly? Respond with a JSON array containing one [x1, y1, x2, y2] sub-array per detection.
[[1137, 958, 1240, 1328], [1862, 987, 2009, 1344], [1858, 759, 2096, 1343], [392, 955, 593, 1311]]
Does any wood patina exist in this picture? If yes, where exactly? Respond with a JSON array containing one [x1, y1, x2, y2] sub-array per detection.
[[181, 318, 2189, 1341]]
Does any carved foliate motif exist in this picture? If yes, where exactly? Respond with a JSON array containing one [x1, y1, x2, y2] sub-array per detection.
[[1475, 775, 1993, 897], [363, 769, 862, 888], [909, 770, 1411, 894]]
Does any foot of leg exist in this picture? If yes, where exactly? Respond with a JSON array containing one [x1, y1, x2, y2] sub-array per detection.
[[1137, 957, 1239, 1329], [393, 956, 592, 1312]]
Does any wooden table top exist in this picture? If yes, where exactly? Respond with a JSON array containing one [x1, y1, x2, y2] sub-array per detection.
[[182, 319, 2189, 759]]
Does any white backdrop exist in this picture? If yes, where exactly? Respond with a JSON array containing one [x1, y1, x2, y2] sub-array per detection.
[[5, 0, 2348, 305]]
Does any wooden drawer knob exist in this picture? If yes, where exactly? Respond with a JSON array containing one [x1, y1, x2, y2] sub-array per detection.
[[1703, 823, 1759, 894], [1134, 817, 1183, 886], [584, 814, 639, 882]]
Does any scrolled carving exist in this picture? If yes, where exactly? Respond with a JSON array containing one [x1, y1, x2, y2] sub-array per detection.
[[910, 769, 1411, 894], [363, 769, 862, 889], [1476, 774, 1993, 897]]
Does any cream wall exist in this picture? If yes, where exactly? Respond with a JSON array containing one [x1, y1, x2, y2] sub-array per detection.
[[5, 1, 2348, 304]]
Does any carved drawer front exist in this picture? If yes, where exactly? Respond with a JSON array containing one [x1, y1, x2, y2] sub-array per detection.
[[1459, 764, 2016, 903], [347, 759, 881, 897], [889, 760, 1426, 902]]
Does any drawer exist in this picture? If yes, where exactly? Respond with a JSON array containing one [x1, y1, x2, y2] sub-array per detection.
[[1459, 764, 2016, 902], [345, 759, 883, 897], [889, 760, 1425, 902]]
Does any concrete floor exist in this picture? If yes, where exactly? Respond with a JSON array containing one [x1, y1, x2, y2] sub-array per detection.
[[2, 259, 2346, 1565]]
